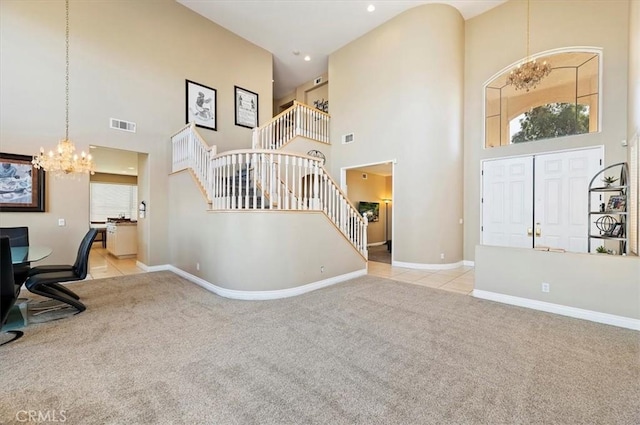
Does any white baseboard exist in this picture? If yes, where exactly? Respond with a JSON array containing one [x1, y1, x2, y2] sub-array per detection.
[[462, 260, 475, 267], [135, 261, 170, 272], [367, 241, 387, 247], [167, 266, 368, 300], [473, 289, 640, 331], [392, 260, 465, 270]]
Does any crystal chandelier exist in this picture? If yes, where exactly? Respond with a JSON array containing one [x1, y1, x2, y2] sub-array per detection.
[[32, 0, 93, 177], [506, 0, 552, 92]]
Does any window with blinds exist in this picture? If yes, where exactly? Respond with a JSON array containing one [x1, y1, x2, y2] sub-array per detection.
[[90, 183, 138, 222]]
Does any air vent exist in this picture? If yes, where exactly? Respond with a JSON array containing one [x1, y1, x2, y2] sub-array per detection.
[[110, 118, 136, 133], [313, 76, 323, 85], [342, 133, 354, 144]]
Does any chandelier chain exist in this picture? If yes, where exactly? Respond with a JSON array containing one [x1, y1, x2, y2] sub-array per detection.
[[31, 0, 94, 177], [65, 0, 70, 142]]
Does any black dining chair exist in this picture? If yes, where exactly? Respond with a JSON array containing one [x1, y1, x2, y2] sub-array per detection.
[[24, 228, 97, 314], [1, 236, 25, 346], [0, 226, 31, 285]]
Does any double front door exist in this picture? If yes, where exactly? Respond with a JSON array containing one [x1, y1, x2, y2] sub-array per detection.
[[482, 147, 603, 252]]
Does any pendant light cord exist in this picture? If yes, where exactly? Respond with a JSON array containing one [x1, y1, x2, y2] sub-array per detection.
[[65, 0, 70, 142]]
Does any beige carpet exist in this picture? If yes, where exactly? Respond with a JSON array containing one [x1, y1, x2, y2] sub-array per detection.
[[1, 271, 638, 425]]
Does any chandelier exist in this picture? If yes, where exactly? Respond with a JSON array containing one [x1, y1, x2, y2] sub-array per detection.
[[32, 0, 93, 177], [506, 0, 552, 92]]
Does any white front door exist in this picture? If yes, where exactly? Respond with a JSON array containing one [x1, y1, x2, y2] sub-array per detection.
[[482, 156, 534, 248], [534, 148, 603, 252], [481, 147, 603, 252]]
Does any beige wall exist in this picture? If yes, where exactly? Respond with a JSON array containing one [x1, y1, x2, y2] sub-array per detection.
[[630, 0, 640, 141], [0, 0, 272, 266], [274, 72, 329, 114], [345, 171, 390, 244], [169, 171, 366, 290], [475, 245, 640, 320], [329, 4, 464, 265], [464, 0, 630, 260], [90, 173, 137, 185]]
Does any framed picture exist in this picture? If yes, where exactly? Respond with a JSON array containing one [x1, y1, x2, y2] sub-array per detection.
[[606, 195, 626, 212], [186, 79, 217, 131], [234, 86, 259, 129], [0, 152, 45, 212], [610, 222, 624, 237], [358, 201, 380, 222]]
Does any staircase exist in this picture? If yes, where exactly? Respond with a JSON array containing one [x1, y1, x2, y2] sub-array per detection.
[[171, 102, 367, 258]]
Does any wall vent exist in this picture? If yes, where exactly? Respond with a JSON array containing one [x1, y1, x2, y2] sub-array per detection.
[[110, 118, 136, 133], [342, 133, 354, 144], [313, 76, 323, 85]]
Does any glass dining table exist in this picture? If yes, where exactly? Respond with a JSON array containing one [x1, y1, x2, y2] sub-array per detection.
[[10, 245, 52, 265]]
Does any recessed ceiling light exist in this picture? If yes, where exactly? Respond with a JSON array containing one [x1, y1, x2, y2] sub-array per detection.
[[304, 55, 311, 61], [367, 4, 375, 12]]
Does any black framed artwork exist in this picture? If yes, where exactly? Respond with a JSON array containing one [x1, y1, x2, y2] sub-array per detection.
[[234, 85, 259, 129], [186, 79, 217, 131], [0, 152, 45, 212]]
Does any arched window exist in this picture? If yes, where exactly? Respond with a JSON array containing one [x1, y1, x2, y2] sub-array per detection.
[[485, 49, 600, 148]]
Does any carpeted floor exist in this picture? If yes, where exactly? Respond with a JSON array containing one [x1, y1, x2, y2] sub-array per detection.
[[1, 271, 638, 425]]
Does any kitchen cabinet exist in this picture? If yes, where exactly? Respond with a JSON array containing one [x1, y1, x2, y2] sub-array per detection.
[[106, 222, 137, 258]]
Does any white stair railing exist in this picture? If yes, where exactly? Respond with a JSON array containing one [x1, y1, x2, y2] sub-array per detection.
[[171, 122, 216, 200], [252, 101, 330, 150], [208, 149, 367, 256]]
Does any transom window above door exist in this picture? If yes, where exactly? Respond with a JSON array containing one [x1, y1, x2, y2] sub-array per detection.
[[484, 49, 601, 149]]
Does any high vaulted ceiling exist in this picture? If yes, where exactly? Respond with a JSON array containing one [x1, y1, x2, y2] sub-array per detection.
[[177, 0, 507, 99]]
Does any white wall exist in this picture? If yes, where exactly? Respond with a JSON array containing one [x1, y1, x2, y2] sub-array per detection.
[[464, 0, 631, 260], [329, 4, 464, 266], [0, 0, 272, 266]]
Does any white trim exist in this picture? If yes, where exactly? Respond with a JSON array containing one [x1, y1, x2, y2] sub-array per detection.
[[367, 241, 386, 247], [472, 289, 640, 331], [135, 261, 170, 273], [392, 260, 465, 270], [462, 260, 475, 267], [168, 266, 367, 300]]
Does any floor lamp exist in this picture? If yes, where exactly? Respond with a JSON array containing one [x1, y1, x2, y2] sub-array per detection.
[[383, 199, 392, 251]]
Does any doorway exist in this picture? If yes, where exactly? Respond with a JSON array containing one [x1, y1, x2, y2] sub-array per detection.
[[481, 147, 603, 252], [341, 161, 394, 263]]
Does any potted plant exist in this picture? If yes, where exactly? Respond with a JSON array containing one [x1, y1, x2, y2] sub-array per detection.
[[595, 246, 608, 254], [602, 176, 618, 187]]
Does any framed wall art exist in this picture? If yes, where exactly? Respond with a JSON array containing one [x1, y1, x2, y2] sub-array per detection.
[[186, 79, 217, 131], [234, 85, 259, 129], [0, 152, 45, 212]]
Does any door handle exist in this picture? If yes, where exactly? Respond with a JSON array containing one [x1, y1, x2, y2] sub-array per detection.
[[535, 223, 542, 237], [527, 228, 533, 236]]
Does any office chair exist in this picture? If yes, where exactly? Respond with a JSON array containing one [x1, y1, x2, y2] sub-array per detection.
[[1, 236, 24, 346], [24, 228, 97, 314]]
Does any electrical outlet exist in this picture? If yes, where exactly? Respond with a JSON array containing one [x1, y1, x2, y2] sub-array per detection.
[[541, 282, 550, 293], [440, 253, 445, 260], [58, 218, 65, 227], [320, 266, 325, 273], [196, 262, 200, 271]]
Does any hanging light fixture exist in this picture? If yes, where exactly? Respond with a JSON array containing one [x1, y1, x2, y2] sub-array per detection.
[[32, 0, 93, 177], [506, 0, 552, 92]]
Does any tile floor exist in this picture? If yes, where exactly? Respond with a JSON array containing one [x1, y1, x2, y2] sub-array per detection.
[[87, 245, 145, 279], [367, 261, 475, 295]]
